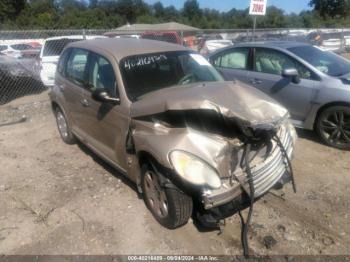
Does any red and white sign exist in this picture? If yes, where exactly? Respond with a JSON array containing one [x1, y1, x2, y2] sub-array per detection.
[[249, 0, 267, 16]]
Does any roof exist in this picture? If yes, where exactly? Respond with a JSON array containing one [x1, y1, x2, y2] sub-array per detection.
[[44, 35, 106, 41], [104, 22, 199, 36], [234, 41, 309, 49], [67, 38, 190, 61]]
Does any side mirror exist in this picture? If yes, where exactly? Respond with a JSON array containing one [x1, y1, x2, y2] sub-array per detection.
[[91, 89, 120, 105], [282, 68, 300, 84]]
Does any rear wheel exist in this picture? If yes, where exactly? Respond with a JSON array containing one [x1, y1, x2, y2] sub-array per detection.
[[316, 106, 350, 150], [54, 107, 76, 145], [141, 163, 193, 229]]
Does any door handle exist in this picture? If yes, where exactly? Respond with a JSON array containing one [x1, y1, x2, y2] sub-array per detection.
[[250, 79, 263, 85], [80, 99, 90, 107]]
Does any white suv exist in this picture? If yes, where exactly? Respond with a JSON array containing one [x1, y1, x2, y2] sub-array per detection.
[[39, 35, 105, 86]]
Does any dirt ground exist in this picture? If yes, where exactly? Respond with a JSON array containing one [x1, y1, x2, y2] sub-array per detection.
[[0, 95, 350, 257]]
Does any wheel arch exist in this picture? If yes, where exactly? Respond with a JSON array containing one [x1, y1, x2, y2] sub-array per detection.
[[314, 101, 350, 129], [138, 150, 160, 169]]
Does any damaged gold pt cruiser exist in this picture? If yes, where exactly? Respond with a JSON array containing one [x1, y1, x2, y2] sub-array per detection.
[[50, 38, 297, 231]]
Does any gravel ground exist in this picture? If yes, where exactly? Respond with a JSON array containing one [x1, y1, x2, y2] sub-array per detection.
[[0, 99, 349, 256]]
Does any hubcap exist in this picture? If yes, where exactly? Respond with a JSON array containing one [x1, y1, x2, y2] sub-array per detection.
[[56, 111, 68, 138], [144, 171, 168, 218], [320, 110, 350, 147]]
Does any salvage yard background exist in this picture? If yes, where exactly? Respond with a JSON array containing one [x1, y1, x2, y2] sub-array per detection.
[[0, 28, 350, 256]]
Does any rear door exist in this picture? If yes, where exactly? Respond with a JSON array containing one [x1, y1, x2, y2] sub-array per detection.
[[210, 47, 252, 83], [59, 48, 90, 138], [249, 47, 319, 122]]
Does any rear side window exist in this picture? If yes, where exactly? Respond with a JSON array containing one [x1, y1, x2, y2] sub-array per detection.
[[43, 39, 80, 57], [66, 48, 89, 86], [213, 48, 250, 70]]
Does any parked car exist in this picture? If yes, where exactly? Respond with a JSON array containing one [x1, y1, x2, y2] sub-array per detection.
[[0, 43, 34, 59], [50, 38, 297, 233], [0, 55, 45, 105], [209, 41, 350, 149], [343, 31, 350, 51], [197, 34, 223, 52], [199, 39, 234, 55], [141, 31, 182, 45], [308, 32, 345, 52], [114, 34, 140, 39], [232, 35, 260, 44], [39, 35, 104, 86]]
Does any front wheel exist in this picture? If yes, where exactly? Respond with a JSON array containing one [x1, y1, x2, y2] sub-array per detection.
[[141, 163, 193, 229], [316, 106, 350, 150]]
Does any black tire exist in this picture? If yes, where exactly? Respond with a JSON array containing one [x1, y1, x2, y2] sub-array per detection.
[[141, 163, 193, 229], [316, 106, 350, 150], [54, 106, 76, 145]]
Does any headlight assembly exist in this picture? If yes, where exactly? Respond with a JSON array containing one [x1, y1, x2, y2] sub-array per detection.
[[169, 150, 221, 189]]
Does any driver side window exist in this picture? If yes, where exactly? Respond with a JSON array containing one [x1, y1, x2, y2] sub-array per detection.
[[254, 48, 314, 80], [88, 54, 118, 98]]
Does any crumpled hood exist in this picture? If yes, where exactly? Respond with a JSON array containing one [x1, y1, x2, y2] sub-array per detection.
[[131, 81, 288, 130]]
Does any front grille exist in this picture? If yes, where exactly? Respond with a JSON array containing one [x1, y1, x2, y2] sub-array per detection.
[[236, 125, 293, 198]]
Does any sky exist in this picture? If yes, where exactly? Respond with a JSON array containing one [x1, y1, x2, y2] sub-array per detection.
[[144, 0, 312, 14]]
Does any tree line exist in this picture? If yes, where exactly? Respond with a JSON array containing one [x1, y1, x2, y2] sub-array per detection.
[[0, 0, 350, 30]]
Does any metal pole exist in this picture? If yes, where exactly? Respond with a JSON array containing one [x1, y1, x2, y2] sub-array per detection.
[[252, 16, 257, 41]]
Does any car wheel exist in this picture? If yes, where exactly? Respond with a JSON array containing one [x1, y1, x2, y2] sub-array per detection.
[[141, 163, 193, 229], [316, 106, 350, 150], [54, 107, 76, 145]]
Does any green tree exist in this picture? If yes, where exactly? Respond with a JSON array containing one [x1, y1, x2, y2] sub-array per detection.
[[153, 1, 164, 18], [309, 0, 350, 19], [183, 0, 201, 18], [0, 0, 26, 22]]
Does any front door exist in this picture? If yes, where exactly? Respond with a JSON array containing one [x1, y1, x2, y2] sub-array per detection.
[[79, 52, 129, 171], [249, 47, 320, 122]]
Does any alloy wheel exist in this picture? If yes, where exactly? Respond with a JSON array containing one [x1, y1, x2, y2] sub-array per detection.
[[56, 110, 68, 139], [319, 110, 350, 147], [143, 170, 169, 218]]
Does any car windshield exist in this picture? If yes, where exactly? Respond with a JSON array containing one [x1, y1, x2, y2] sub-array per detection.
[[43, 39, 80, 56], [288, 45, 350, 77], [120, 51, 224, 101]]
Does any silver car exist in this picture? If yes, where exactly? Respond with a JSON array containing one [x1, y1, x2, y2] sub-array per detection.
[[209, 42, 350, 149]]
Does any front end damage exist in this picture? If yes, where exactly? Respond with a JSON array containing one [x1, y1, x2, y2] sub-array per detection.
[[127, 81, 297, 226]]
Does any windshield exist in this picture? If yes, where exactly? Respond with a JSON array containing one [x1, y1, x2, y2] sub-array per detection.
[[288, 45, 350, 77], [120, 51, 224, 101]]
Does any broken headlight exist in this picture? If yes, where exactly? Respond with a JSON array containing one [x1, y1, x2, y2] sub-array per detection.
[[169, 150, 221, 189]]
